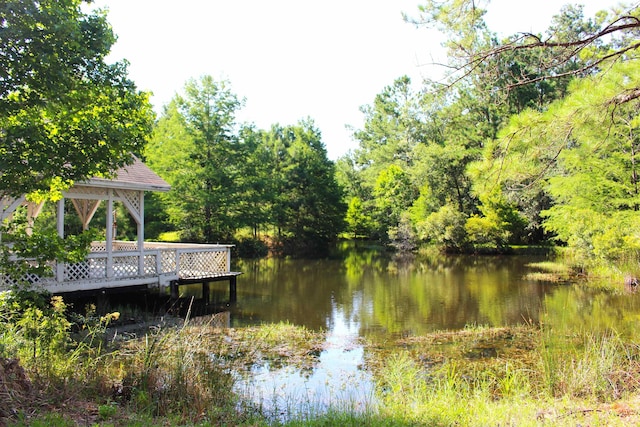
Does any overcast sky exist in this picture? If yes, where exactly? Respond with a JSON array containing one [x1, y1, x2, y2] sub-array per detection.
[[90, 0, 628, 160]]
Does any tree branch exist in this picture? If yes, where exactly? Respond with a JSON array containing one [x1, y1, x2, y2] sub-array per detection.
[[429, 12, 640, 103]]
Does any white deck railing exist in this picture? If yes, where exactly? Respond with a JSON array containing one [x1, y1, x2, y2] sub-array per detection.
[[1, 241, 234, 293]]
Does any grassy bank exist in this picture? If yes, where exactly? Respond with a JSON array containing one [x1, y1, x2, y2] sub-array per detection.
[[3, 292, 640, 426]]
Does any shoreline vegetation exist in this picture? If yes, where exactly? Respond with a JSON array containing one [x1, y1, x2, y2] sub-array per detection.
[[3, 256, 640, 427]]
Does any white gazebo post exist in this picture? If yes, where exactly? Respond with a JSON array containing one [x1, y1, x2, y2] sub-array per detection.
[[106, 189, 114, 278], [137, 190, 145, 275], [56, 198, 65, 283]]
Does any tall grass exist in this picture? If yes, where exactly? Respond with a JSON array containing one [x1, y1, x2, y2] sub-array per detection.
[[0, 293, 264, 425], [539, 328, 640, 400], [5, 290, 640, 426], [357, 323, 640, 427], [371, 351, 540, 426]]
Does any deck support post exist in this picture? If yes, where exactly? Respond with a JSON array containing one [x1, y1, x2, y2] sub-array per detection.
[[202, 281, 210, 304], [229, 276, 237, 302], [170, 280, 179, 299]]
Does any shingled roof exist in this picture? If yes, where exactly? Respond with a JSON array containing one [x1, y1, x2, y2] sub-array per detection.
[[79, 157, 171, 192]]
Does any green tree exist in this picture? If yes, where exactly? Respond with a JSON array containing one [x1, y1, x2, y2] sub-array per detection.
[[0, 0, 154, 198], [542, 62, 640, 261], [265, 121, 346, 255], [419, 204, 468, 252], [475, 61, 640, 261], [372, 164, 417, 239], [353, 76, 426, 181], [178, 76, 244, 242], [410, 1, 623, 249], [145, 100, 197, 233], [148, 103, 345, 255], [465, 190, 527, 250], [346, 77, 426, 241], [147, 76, 244, 242], [345, 196, 373, 238], [233, 126, 274, 238], [413, 1, 635, 99]]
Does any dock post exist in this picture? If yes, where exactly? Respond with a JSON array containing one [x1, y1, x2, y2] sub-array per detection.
[[170, 281, 179, 299], [229, 276, 237, 302], [202, 281, 210, 304]]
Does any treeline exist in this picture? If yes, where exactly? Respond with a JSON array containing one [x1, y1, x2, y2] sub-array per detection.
[[334, 2, 640, 266], [143, 77, 345, 256]]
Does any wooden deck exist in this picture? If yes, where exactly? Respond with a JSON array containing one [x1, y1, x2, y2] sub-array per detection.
[[1, 241, 241, 296]]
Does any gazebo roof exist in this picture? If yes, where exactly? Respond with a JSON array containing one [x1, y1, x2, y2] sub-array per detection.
[[78, 157, 170, 192]]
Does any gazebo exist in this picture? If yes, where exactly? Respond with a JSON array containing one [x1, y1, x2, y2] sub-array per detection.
[[0, 158, 239, 298]]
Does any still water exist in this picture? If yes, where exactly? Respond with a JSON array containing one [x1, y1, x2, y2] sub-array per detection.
[[197, 245, 640, 417], [229, 252, 551, 334]]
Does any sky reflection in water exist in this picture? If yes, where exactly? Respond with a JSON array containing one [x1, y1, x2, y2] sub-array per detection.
[[235, 300, 376, 421]]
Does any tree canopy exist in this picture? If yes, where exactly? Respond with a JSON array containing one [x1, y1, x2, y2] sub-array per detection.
[[6, 0, 638, 266], [146, 76, 345, 255], [0, 0, 154, 198], [413, 1, 639, 99], [336, 0, 640, 262]]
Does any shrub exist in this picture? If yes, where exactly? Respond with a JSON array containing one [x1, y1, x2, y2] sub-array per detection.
[[417, 204, 468, 252]]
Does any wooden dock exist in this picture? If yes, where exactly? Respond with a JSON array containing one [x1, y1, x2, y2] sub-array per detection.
[[170, 271, 243, 302]]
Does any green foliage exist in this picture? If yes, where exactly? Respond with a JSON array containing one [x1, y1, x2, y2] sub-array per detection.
[[411, 140, 479, 215], [465, 214, 502, 247], [344, 196, 373, 238], [234, 236, 269, 258], [97, 402, 118, 421], [157, 231, 181, 242], [354, 76, 426, 174], [0, 291, 71, 379], [417, 204, 468, 252], [0, 211, 97, 289], [372, 164, 417, 239], [146, 77, 244, 242], [474, 60, 640, 261], [0, 0, 154, 198], [388, 213, 417, 252], [147, 78, 345, 254], [414, 0, 490, 58], [264, 122, 346, 255], [0, 0, 153, 313], [0, 290, 122, 388], [465, 191, 528, 250]]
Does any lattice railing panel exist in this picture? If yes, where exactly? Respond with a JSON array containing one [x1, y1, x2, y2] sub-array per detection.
[[91, 241, 139, 252], [160, 250, 177, 273], [1, 260, 54, 289], [65, 259, 107, 281], [1, 272, 45, 288], [114, 242, 138, 251], [1, 243, 234, 292], [113, 256, 140, 277], [178, 250, 228, 279], [65, 261, 90, 281], [91, 242, 107, 252], [144, 254, 157, 275]]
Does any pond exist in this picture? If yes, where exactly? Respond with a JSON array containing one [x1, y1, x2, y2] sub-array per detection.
[[193, 244, 640, 419]]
